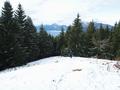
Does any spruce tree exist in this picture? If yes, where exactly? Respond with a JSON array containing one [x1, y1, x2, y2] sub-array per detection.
[[57, 27, 66, 55], [23, 16, 39, 61], [92, 24, 112, 59], [86, 21, 96, 57], [112, 21, 120, 59], [67, 14, 83, 56], [0, 1, 26, 70], [1, 1, 13, 30], [14, 3, 26, 28], [38, 24, 54, 58]]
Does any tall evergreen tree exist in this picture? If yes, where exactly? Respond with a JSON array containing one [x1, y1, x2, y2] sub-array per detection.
[[0, 1, 26, 70], [112, 21, 120, 59], [86, 21, 96, 57], [67, 14, 84, 56], [92, 24, 112, 59], [14, 3, 26, 29], [14, 3, 26, 47], [23, 16, 39, 61], [57, 27, 66, 55], [1, 1, 13, 30], [38, 24, 54, 58]]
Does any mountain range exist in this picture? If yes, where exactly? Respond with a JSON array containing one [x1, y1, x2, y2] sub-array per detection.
[[36, 22, 113, 36]]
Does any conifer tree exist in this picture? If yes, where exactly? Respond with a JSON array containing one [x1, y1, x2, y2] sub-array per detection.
[[23, 16, 39, 61], [38, 24, 54, 58], [0, 1, 26, 69], [57, 27, 66, 55], [92, 24, 112, 59], [67, 14, 83, 56], [1, 1, 13, 30], [112, 22, 120, 59], [14, 3, 26, 28], [14, 3, 26, 48], [86, 21, 96, 57]]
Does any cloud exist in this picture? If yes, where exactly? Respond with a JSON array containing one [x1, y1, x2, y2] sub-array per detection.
[[0, 0, 120, 25]]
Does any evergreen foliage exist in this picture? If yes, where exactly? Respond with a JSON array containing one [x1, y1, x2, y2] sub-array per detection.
[[86, 21, 96, 57], [0, 1, 26, 70], [23, 16, 39, 61], [66, 14, 83, 56], [14, 3, 26, 28], [57, 27, 66, 55], [0, 1, 120, 71], [38, 24, 54, 58]]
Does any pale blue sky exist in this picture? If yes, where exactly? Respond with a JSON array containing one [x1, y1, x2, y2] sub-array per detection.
[[0, 0, 120, 25]]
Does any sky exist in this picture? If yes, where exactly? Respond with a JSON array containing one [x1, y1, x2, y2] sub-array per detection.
[[0, 0, 120, 25]]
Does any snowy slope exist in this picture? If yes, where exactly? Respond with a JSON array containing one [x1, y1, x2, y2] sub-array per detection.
[[0, 56, 120, 90]]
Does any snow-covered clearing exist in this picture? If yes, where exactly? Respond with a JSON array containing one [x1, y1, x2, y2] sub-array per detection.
[[0, 56, 120, 90]]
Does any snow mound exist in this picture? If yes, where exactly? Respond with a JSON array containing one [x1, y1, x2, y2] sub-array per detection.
[[0, 56, 120, 90]]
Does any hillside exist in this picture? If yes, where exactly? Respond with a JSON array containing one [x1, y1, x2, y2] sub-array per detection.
[[0, 57, 120, 90]]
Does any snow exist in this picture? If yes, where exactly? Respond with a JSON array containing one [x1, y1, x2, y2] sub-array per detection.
[[0, 56, 120, 90]]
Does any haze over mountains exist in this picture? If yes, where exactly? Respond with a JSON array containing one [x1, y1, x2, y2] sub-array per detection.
[[36, 22, 113, 36]]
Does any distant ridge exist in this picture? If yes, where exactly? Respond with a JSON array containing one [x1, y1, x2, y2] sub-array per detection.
[[35, 22, 113, 36]]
